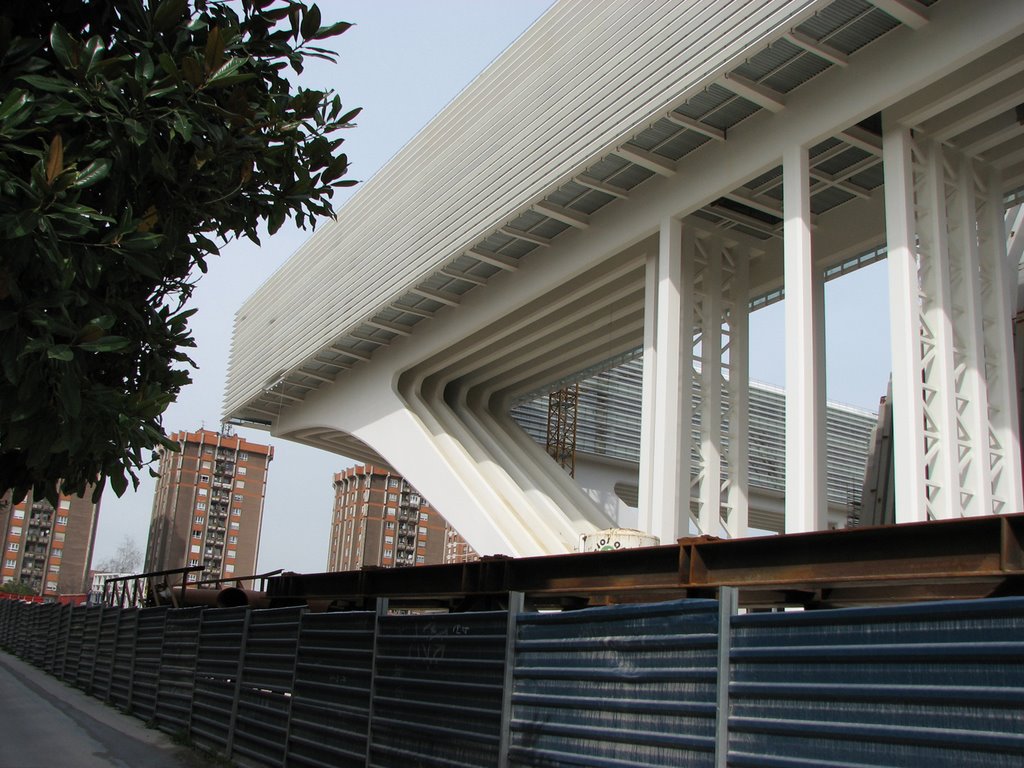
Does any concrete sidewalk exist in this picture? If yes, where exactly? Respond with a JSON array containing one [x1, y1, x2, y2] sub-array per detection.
[[0, 651, 220, 768]]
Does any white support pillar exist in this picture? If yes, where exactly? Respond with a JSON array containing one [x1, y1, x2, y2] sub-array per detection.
[[724, 246, 750, 538], [883, 124, 929, 522], [918, 137, 960, 519], [647, 218, 695, 543], [638, 251, 658, 532], [949, 153, 992, 516], [698, 237, 724, 535], [978, 167, 1024, 514], [783, 143, 827, 532]]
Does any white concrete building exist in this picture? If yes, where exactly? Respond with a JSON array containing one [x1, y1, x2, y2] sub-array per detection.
[[225, 0, 1024, 557]]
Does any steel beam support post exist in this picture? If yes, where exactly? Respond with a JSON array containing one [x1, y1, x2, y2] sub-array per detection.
[[365, 597, 389, 766], [783, 143, 826, 532], [715, 586, 738, 768], [497, 591, 524, 768]]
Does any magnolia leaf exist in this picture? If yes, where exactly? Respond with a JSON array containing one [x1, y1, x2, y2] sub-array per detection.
[[301, 4, 321, 40], [78, 336, 131, 353], [49, 24, 78, 70], [73, 158, 112, 188], [206, 56, 247, 87], [45, 134, 63, 184]]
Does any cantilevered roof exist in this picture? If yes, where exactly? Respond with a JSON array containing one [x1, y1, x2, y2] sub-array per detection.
[[225, 0, 938, 423]]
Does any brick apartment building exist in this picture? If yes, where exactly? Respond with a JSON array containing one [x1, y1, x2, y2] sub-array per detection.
[[1, 488, 100, 596], [144, 428, 272, 585], [328, 465, 477, 571]]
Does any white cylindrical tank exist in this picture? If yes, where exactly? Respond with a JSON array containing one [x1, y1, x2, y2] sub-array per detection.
[[579, 527, 659, 552]]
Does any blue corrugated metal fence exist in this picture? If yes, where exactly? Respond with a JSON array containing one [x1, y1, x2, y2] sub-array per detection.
[[1, 594, 1022, 766]]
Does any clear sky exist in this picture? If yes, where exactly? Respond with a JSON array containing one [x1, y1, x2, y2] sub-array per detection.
[[92, 0, 893, 572]]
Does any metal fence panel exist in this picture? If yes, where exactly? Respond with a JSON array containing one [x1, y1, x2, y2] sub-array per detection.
[[728, 596, 1024, 768], [37, 603, 62, 674], [190, 607, 248, 754], [232, 606, 304, 766], [286, 610, 376, 768], [92, 608, 120, 701], [75, 606, 104, 692], [509, 598, 720, 768], [153, 606, 203, 734], [0, 601, 11, 649], [129, 606, 169, 721], [61, 606, 87, 684], [369, 610, 509, 768], [109, 607, 138, 709], [50, 603, 71, 679], [24, 603, 46, 666]]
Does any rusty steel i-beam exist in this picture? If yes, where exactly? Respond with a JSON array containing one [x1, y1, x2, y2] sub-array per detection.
[[266, 513, 1024, 611]]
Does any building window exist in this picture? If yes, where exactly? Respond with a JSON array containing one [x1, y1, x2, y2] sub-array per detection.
[[4, 559, 15, 569], [196, 502, 207, 511], [237, 466, 247, 476], [383, 549, 393, 558], [194, 516, 205, 526], [204, 447, 213, 455], [51, 548, 61, 559], [225, 564, 235, 574], [416, 555, 425, 564], [197, 488, 207, 497], [230, 522, 240, 530], [388, 478, 399, 488], [54, 532, 65, 542], [49, 564, 60, 573], [227, 549, 236, 559], [46, 581, 58, 592], [387, 493, 397, 503], [233, 494, 243, 502], [384, 536, 394, 544], [232, 508, 241, 517], [189, 559, 200, 567], [235, 480, 245, 490], [59, 500, 71, 510], [10, 526, 21, 536], [7, 543, 18, 552], [56, 515, 68, 526], [200, 474, 210, 483], [191, 544, 201, 554], [12, 509, 24, 520], [386, 521, 395, 530], [229, 536, 238, 545], [419, 527, 428, 536], [238, 451, 249, 461], [419, 512, 429, 521], [202, 460, 212, 469]]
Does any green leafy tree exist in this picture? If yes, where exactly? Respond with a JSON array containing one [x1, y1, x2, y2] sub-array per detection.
[[0, 580, 36, 595], [0, 0, 359, 504]]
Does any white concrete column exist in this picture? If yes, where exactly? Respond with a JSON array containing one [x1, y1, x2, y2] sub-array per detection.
[[698, 237, 724, 535], [883, 123, 928, 522], [638, 251, 658, 532], [647, 217, 694, 543], [979, 166, 1024, 514], [725, 246, 750, 538], [783, 143, 826, 532], [918, 137, 960, 519], [950, 153, 992, 516]]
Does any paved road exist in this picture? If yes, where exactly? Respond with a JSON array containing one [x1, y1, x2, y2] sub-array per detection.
[[0, 651, 214, 768]]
